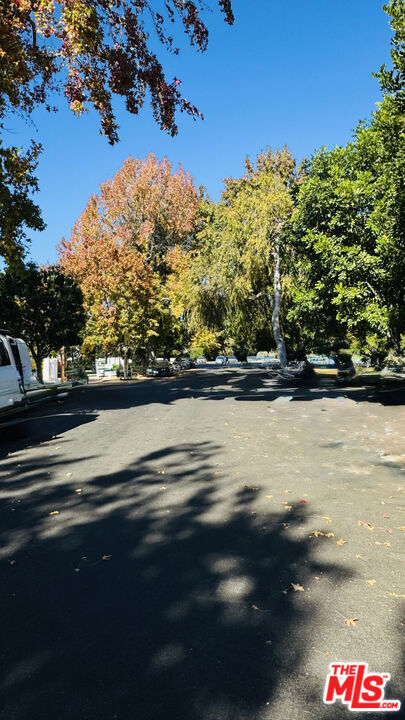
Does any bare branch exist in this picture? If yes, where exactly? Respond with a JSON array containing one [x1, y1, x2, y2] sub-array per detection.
[[249, 291, 274, 308], [27, 17, 37, 51]]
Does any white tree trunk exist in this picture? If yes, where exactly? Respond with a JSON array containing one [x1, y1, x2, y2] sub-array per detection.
[[272, 239, 288, 367]]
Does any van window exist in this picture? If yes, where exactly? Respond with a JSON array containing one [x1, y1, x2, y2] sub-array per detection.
[[0, 339, 11, 367]]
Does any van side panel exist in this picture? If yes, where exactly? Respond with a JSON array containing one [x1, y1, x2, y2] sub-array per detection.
[[0, 335, 23, 410], [16, 339, 34, 388]]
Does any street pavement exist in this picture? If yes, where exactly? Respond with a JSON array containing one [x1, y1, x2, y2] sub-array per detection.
[[0, 369, 404, 720]]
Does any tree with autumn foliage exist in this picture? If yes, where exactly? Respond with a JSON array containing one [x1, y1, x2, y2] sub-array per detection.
[[59, 154, 198, 372], [0, 0, 233, 264], [0, 0, 234, 143]]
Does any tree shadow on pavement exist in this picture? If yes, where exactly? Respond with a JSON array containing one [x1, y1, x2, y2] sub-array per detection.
[[0, 406, 98, 459], [2, 370, 403, 456], [0, 441, 353, 720]]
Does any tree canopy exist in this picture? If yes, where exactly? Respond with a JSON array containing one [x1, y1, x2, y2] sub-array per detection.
[[0, 0, 234, 143], [0, 0, 233, 265], [59, 153, 198, 366], [0, 140, 44, 266], [292, 94, 405, 357], [0, 263, 85, 380]]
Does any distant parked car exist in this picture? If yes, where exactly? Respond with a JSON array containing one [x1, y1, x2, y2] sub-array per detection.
[[196, 356, 206, 364], [172, 357, 194, 370], [146, 360, 172, 377], [215, 355, 238, 366]]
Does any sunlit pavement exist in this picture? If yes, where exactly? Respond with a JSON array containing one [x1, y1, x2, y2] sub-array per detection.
[[0, 369, 404, 720]]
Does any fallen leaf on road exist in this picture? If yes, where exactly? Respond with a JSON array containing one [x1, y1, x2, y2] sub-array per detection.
[[398, 526, 405, 532], [300, 499, 307, 503], [366, 579, 376, 586], [310, 530, 325, 538], [66, 473, 73, 477], [251, 604, 260, 611], [387, 592, 405, 599], [291, 583, 304, 592], [75, 488, 82, 493], [383, 514, 390, 518], [285, 505, 292, 511], [49, 510, 59, 516], [9, 560, 16, 565], [159, 486, 166, 491], [323, 516, 332, 524], [102, 555, 112, 561], [337, 539, 346, 546], [265, 495, 273, 499], [384, 542, 391, 547], [355, 554, 363, 559], [325, 532, 335, 538], [157, 470, 165, 475], [281, 589, 288, 595], [344, 618, 358, 627]]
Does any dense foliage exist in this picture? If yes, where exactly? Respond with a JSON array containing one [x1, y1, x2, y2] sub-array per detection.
[[0, 0, 233, 264], [0, 263, 85, 380], [59, 153, 198, 370]]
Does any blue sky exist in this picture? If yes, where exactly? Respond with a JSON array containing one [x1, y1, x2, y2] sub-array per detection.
[[9, 0, 392, 265]]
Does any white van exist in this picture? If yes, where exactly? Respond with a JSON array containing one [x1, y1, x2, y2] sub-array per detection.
[[0, 330, 35, 415]]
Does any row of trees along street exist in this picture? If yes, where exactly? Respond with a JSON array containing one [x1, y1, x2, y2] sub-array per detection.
[[0, 2, 405, 375]]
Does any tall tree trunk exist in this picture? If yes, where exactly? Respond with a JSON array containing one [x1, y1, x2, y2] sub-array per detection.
[[60, 347, 67, 383], [34, 355, 43, 384], [272, 239, 288, 367], [123, 350, 129, 379], [147, 344, 156, 364]]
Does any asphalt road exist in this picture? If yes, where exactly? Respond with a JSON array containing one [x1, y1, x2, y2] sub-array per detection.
[[0, 369, 404, 720]]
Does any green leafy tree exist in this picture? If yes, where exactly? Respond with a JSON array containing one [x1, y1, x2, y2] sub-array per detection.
[[0, 263, 85, 381], [0, 141, 44, 266], [293, 94, 405, 357], [375, 0, 405, 106], [190, 328, 221, 360], [172, 148, 297, 366]]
